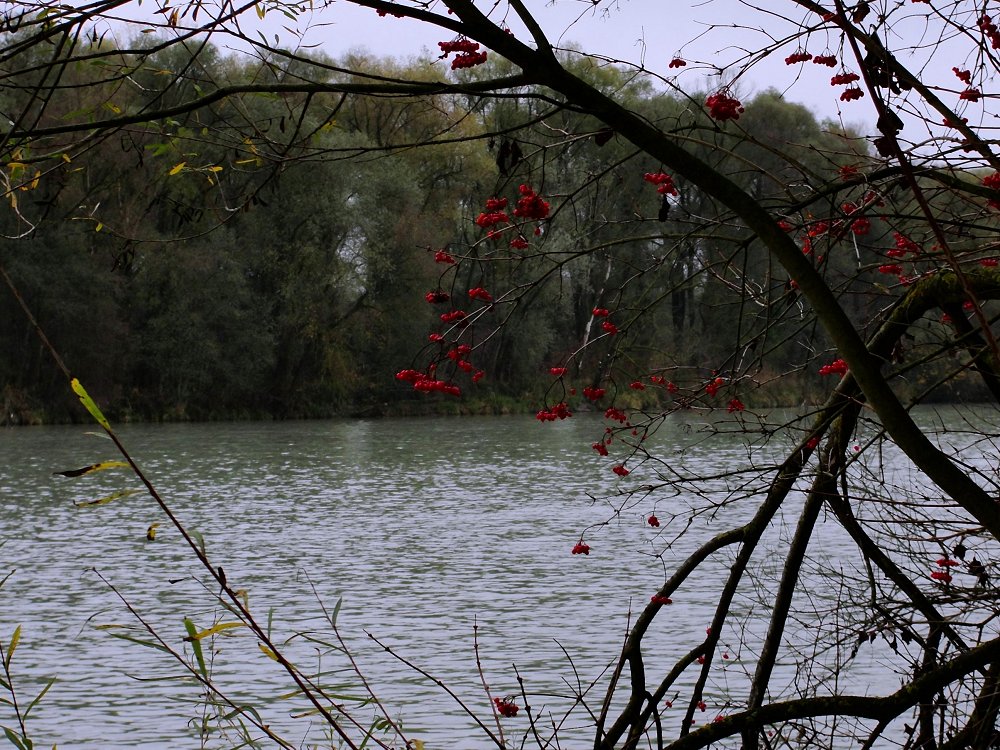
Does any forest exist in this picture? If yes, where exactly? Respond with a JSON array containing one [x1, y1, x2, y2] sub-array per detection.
[[2, 41, 986, 423]]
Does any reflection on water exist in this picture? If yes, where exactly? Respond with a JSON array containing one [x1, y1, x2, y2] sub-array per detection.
[[0, 409, 987, 748]]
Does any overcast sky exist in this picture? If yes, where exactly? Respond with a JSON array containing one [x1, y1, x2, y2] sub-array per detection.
[[226, 0, 866, 119], [141, 0, 996, 140]]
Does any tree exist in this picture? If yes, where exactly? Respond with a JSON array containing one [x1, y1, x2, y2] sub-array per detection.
[[3, 1, 1000, 748]]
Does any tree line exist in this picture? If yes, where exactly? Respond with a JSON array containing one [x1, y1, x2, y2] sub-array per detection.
[[0, 41, 987, 423]]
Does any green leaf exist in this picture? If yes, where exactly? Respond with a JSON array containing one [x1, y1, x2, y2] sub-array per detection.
[[190, 530, 206, 558], [94, 625, 168, 653], [74, 489, 141, 507], [2, 726, 27, 750], [53, 461, 128, 478], [4, 626, 20, 670], [24, 677, 55, 718], [70, 378, 110, 430], [183, 619, 207, 679]]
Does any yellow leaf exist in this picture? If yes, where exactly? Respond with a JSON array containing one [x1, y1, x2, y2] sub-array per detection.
[[61, 153, 71, 163], [71, 378, 110, 430], [53, 461, 128, 478], [233, 588, 249, 609], [95, 222, 103, 232], [184, 622, 245, 641], [146, 523, 159, 541], [258, 642, 279, 661], [168, 162, 186, 175], [255, 3, 265, 18], [75, 489, 141, 507], [4, 625, 20, 669], [207, 165, 223, 172]]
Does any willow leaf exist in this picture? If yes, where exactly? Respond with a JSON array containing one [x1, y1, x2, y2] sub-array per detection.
[[3, 626, 20, 670], [2, 727, 27, 750], [53, 461, 128, 478], [70, 378, 110, 430], [183, 619, 207, 679], [74, 489, 140, 507], [94, 625, 168, 653], [24, 677, 55, 718], [184, 622, 245, 641]]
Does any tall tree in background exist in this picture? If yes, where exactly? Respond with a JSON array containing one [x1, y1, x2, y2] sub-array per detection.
[[3, 1, 1000, 748]]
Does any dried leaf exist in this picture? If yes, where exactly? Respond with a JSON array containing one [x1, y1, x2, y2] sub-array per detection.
[[54, 461, 128, 478]]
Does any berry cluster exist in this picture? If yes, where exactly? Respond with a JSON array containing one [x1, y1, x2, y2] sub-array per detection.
[[438, 38, 489, 69], [979, 14, 1000, 50], [536, 402, 572, 421], [437, 38, 480, 54], [605, 407, 627, 423], [705, 91, 744, 121], [952, 67, 972, 84], [818, 358, 848, 376], [395, 370, 463, 396], [452, 50, 487, 69], [513, 184, 550, 219], [892, 232, 921, 256], [830, 72, 860, 86], [475, 211, 509, 228], [983, 171, 1000, 209], [492, 697, 519, 717], [705, 376, 725, 396], [643, 171, 678, 195]]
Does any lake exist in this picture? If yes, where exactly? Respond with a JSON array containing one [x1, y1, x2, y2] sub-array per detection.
[[0, 409, 987, 748]]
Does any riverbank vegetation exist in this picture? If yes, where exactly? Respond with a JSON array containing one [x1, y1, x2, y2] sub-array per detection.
[[1, 43, 991, 424]]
